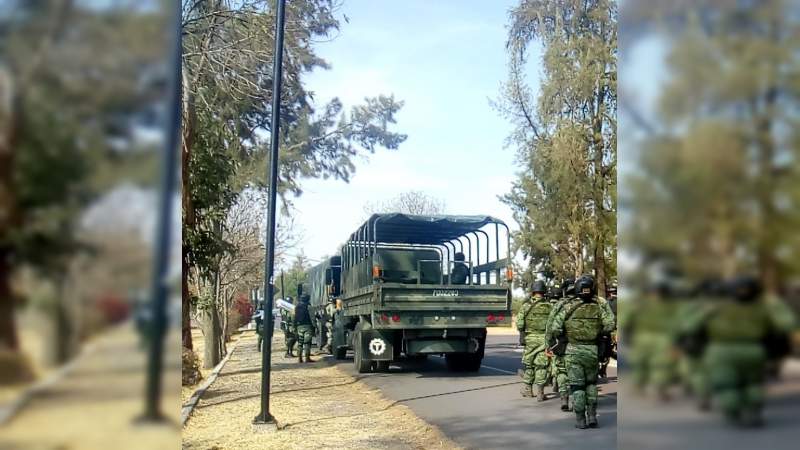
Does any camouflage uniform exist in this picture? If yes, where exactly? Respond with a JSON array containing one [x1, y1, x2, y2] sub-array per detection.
[[517, 291, 552, 400], [546, 292, 572, 410], [324, 301, 336, 353], [549, 277, 615, 429], [628, 292, 678, 398], [280, 307, 296, 357], [687, 280, 794, 427], [294, 295, 316, 363]]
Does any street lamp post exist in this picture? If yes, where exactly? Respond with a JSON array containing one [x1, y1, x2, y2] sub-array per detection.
[[254, 0, 287, 426]]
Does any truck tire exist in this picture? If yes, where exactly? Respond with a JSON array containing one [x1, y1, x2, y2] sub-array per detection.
[[375, 360, 390, 372], [353, 330, 372, 373]]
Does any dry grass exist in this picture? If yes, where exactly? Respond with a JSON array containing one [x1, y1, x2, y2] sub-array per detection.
[[182, 331, 461, 450], [181, 328, 244, 404]]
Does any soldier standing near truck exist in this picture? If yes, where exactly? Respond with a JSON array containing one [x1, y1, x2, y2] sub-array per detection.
[[517, 280, 552, 401], [280, 297, 297, 357], [293, 294, 316, 363]]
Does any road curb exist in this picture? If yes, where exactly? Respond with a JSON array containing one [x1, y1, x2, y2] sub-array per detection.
[[0, 332, 105, 426], [181, 332, 245, 427]]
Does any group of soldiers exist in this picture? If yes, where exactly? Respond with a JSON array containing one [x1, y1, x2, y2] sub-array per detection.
[[517, 275, 616, 429], [255, 294, 318, 363], [623, 275, 796, 427]]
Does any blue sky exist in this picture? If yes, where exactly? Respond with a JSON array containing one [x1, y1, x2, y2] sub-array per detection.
[[285, 0, 533, 264]]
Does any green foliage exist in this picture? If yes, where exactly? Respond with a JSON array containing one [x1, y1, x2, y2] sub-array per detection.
[[497, 0, 617, 291], [182, 0, 406, 285], [623, 1, 800, 290]]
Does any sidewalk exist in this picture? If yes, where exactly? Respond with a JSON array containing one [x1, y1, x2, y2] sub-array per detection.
[[182, 330, 459, 450], [0, 323, 181, 450]]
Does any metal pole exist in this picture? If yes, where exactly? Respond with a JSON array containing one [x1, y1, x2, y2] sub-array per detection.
[[254, 0, 286, 425], [280, 270, 285, 300], [141, 0, 180, 422]]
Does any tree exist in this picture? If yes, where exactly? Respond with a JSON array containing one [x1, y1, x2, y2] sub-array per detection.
[[0, 1, 166, 371], [620, 0, 800, 292], [180, 0, 406, 371], [363, 191, 446, 217], [496, 0, 617, 293]]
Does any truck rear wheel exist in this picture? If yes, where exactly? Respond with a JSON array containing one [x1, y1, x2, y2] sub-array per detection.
[[375, 360, 390, 372], [353, 330, 372, 373]]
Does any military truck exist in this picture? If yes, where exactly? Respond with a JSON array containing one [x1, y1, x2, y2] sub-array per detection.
[[304, 256, 342, 351], [330, 213, 512, 373]]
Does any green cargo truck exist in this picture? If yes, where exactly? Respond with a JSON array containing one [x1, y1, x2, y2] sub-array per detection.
[[329, 213, 513, 373]]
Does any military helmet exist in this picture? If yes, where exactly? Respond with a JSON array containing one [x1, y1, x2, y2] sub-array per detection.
[[561, 278, 576, 296], [532, 280, 546, 294], [575, 275, 595, 299], [729, 275, 761, 303]]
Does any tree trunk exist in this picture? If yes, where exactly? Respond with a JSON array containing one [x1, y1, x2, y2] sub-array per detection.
[[0, 255, 18, 351], [594, 240, 607, 299], [182, 252, 193, 350], [0, 68, 20, 352], [44, 276, 74, 366], [202, 306, 221, 369], [181, 66, 196, 351]]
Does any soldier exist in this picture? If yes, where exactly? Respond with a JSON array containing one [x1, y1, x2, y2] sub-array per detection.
[[685, 276, 793, 427], [324, 299, 337, 353], [549, 275, 615, 429], [293, 294, 316, 363], [255, 303, 264, 351], [546, 278, 575, 411], [628, 282, 679, 400], [280, 296, 296, 357], [517, 280, 552, 401]]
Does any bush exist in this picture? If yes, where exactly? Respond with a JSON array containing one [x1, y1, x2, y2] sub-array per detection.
[[0, 349, 36, 385], [95, 293, 130, 324], [182, 347, 202, 386]]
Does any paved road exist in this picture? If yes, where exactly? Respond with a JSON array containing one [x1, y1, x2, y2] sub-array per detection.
[[618, 360, 800, 450], [331, 334, 617, 450]]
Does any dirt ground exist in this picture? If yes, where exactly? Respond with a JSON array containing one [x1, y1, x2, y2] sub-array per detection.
[[182, 330, 460, 450], [181, 327, 242, 405], [0, 323, 181, 450]]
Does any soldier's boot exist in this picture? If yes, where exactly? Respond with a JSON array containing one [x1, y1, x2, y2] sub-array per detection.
[[575, 413, 588, 429], [587, 405, 598, 428], [560, 394, 570, 411], [304, 347, 314, 363], [298, 349, 304, 363], [536, 384, 546, 402], [520, 384, 533, 398]]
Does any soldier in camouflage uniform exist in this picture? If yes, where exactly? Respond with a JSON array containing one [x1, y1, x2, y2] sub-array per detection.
[[628, 282, 679, 400], [517, 281, 552, 401], [546, 278, 575, 411], [324, 299, 337, 353], [293, 294, 316, 363], [279, 297, 296, 357], [685, 276, 794, 427], [549, 275, 615, 429]]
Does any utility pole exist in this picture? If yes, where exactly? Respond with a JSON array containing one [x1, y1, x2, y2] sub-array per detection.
[[142, 0, 180, 422], [254, 0, 287, 426]]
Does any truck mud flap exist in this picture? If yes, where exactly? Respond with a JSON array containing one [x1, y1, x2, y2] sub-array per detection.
[[360, 329, 394, 361]]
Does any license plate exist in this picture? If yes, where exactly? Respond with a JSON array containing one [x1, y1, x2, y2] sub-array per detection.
[[432, 289, 459, 297]]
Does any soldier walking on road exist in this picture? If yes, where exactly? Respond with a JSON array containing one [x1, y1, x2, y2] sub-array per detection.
[[294, 294, 317, 363], [549, 275, 615, 429], [546, 278, 575, 411], [280, 297, 297, 357], [517, 280, 552, 401]]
